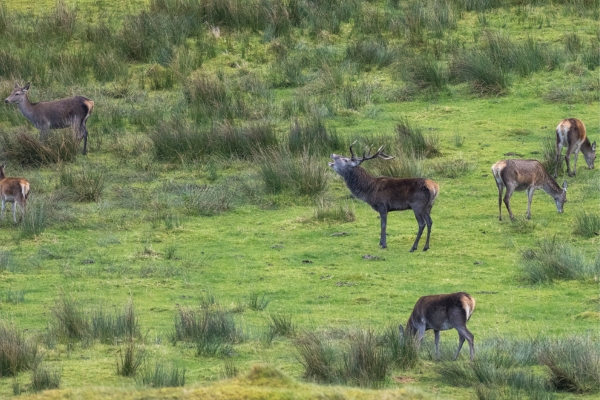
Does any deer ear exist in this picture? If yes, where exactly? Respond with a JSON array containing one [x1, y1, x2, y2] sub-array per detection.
[[592, 141, 596, 151], [23, 82, 30, 91], [14, 82, 19, 89], [398, 325, 404, 337], [562, 180, 568, 191]]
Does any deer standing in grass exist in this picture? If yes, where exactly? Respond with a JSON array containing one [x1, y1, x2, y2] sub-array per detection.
[[399, 292, 476, 361], [0, 165, 30, 223], [328, 142, 439, 251], [4, 82, 94, 155], [492, 159, 567, 221], [554, 118, 596, 178]]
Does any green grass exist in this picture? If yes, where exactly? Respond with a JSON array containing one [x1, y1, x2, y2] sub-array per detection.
[[0, 0, 599, 398]]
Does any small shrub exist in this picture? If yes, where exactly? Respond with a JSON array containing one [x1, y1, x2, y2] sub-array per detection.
[[248, 293, 269, 311], [116, 341, 145, 377], [396, 118, 440, 158], [0, 321, 40, 377], [539, 336, 600, 393], [573, 210, 600, 238], [137, 362, 186, 387], [31, 363, 61, 392], [268, 313, 295, 338]]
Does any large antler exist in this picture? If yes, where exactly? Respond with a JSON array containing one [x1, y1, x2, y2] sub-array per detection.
[[350, 142, 394, 165]]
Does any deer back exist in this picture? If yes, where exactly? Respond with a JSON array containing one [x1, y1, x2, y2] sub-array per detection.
[[30, 96, 94, 129]]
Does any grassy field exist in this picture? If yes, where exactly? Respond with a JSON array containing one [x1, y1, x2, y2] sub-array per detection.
[[0, 0, 599, 398]]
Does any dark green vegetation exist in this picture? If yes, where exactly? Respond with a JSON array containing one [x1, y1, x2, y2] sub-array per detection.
[[0, 0, 598, 398]]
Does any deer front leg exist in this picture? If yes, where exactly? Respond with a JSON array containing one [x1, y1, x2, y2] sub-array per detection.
[[565, 151, 573, 177], [379, 210, 387, 248], [526, 187, 535, 219], [1, 199, 5, 220], [39, 127, 50, 142], [11, 202, 17, 223], [434, 330, 441, 360]]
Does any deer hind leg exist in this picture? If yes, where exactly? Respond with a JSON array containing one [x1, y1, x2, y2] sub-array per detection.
[[410, 212, 426, 252], [1, 198, 5, 220], [496, 181, 504, 221], [454, 325, 474, 361], [79, 124, 89, 156], [422, 212, 433, 251], [503, 186, 516, 220], [571, 149, 580, 177]]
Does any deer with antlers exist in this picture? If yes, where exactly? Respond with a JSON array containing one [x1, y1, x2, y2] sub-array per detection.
[[4, 82, 94, 155], [0, 165, 30, 223], [329, 142, 439, 251]]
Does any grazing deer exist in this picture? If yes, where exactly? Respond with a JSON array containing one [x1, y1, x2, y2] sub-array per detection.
[[0, 165, 30, 223], [399, 292, 476, 361], [554, 118, 596, 178], [329, 142, 439, 251], [4, 82, 94, 155], [492, 159, 567, 221]]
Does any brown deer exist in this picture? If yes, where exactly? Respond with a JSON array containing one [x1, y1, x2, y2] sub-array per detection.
[[328, 142, 439, 251], [492, 159, 567, 221], [399, 292, 476, 361], [554, 118, 596, 178], [0, 165, 30, 223], [4, 82, 94, 155]]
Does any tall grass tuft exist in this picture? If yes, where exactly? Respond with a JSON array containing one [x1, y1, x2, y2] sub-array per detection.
[[380, 325, 419, 370], [19, 196, 48, 238], [539, 336, 600, 393], [116, 341, 145, 377], [91, 298, 141, 344], [294, 332, 339, 384], [396, 118, 440, 158], [0, 128, 79, 167], [248, 293, 270, 311], [173, 306, 242, 357], [0, 321, 40, 377], [520, 237, 595, 284], [288, 116, 343, 156], [402, 56, 448, 91], [51, 294, 89, 341], [342, 329, 390, 387], [31, 363, 61, 392], [137, 362, 186, 387], [185, 73, 246, 121], [268, 313, 295, 338], [313, 199, 355, 222], [345, 38, 397, 70], [541, 135, 559, 176], [450, 50, 510, 95], [431, 158, 474, 178], [573, 210, 600, 238], [59, 163, 106, 202], [182, 184, 234, 216]]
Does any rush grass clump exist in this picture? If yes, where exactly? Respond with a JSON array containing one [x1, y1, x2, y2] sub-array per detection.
[[0, 128, 79, 167], [91, 298, 141, 344], [0, 321, 40, 377], [313, 199, 355, 222], [137, 361, 186, 387], [538, 335, 600, 394], [520, 237, 595, 284], [172, 306, 242, 357], [30, 363, 61, 392], [288, 115, 343, 156], [379, 325, 420, 370], [59, 163, 106, 202], [573, 210, 600, 238], [395, 118, 440, 158], [116, 341, 145, 377]]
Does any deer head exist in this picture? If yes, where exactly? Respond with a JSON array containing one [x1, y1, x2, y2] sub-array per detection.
[[4, 82, 30, 105], [329, 141, 394, 175]]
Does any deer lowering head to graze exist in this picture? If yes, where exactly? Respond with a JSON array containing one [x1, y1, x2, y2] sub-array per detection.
[[4, 82, 94, 155], [492, 159, 567, 221], [555, 118, 596, 178], [399, 292, 476, 361], [0, 165, 30, 223], [329, 142, 439, 251]]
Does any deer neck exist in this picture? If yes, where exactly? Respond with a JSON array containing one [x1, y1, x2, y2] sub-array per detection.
[[341, 166, 376, 203], [17, 95, 37, 123], [541, 177, 562, 200]]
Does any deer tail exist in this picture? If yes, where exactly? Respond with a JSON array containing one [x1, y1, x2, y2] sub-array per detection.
[[425, 180, 439, 204], [21, 181, 30, 199]]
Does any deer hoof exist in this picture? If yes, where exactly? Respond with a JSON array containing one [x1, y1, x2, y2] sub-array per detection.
[[422, 247, 429, 252], [409, 248, 416, 252]]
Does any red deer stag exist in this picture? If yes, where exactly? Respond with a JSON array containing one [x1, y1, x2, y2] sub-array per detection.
[[492, 159, 567, 221], [4, 82, 94, 155], [329, 142, 439, 251], [399, 292, 476, 361], [554, 118, 596, 178], [0, 165, 30, 223]]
